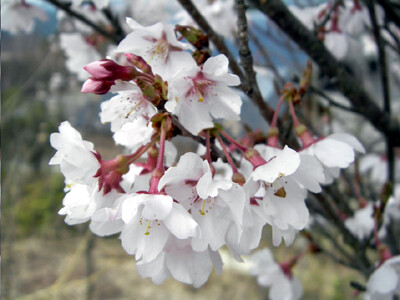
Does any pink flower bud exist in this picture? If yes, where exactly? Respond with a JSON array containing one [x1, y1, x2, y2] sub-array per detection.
[[125, 53, 153, 75], [81, 78, 115, 95], [83, 59, 136, 81]]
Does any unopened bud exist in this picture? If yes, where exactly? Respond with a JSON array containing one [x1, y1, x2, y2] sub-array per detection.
[[126, 53, 153, 75], [84, 59, 136, 81], [81, 78, 115, 95], [293, 93, 302, 104], [175, 25, 209, 49]]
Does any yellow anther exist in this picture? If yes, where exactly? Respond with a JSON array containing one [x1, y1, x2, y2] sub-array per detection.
[[144, 220, 151, 235], [274, 187, 287, 198]]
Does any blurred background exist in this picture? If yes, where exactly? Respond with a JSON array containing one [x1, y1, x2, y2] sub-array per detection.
[[1, 1, 367, 299]]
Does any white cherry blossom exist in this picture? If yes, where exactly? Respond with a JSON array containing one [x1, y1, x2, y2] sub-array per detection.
[[167, 54, 241, 135], [100, 87, 157, 133], [1, 0, 47, 35], [49, 121, 99, 185], [117, 18, 195, 80], [120, 193, 199, 263]]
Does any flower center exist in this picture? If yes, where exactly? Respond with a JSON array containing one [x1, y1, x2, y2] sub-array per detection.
[[148, 34, 169, 63]]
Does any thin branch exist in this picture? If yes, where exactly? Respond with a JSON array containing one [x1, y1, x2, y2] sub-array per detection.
[[248, 0, 400, 147], [176, 0, 276, 124], [44, 0, 122, 44], [309, 86, 359, 113], [367, 2, 391, 114], [377, 0, 400, 28], [367, 0, 395, 183], [236, 0, 263, 98]]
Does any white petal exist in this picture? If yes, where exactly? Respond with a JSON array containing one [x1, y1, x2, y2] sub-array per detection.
[[163, 203, 199, 239]]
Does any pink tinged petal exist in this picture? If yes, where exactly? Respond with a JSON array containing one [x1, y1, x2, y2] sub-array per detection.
[[163, 203, 200, 239], [252, 146, 300, 183], [84, 60, 112, 78], [81, 78, 115, 95], [368, 263, 399, 294], [314, 138, 354, 168]]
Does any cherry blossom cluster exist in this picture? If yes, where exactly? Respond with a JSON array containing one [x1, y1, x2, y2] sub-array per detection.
[[48, 17, 370, 289]]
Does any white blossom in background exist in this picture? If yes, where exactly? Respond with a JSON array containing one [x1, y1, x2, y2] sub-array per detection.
[[301, 133, 365, 184], [250, 248, 303, 300], [60, 33, 102, 81], [1, 0, 48, 34], [174, 0, 237, 38], [344, 203, 374, 240], [365, 256, 400, 300]]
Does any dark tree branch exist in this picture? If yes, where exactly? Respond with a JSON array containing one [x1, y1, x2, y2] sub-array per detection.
[[101, 7, 126, 43], [309, 86, 359, 113], [236, 0, 263, 103], [176, 0, 276, 124], [247, 0, 400, 147], [44, 0, 122, 44], [366, 0, 395, 184], [377, 0, 400, 28]]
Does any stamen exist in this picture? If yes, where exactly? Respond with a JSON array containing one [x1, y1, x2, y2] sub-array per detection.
[[125, 101, 142, 118], [144, 220, 151, 235], [196, 86, 204, 102], [200, 199, 207, 215]]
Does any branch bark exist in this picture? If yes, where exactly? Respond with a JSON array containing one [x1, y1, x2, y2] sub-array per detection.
[[177, 0, 276, 124]]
